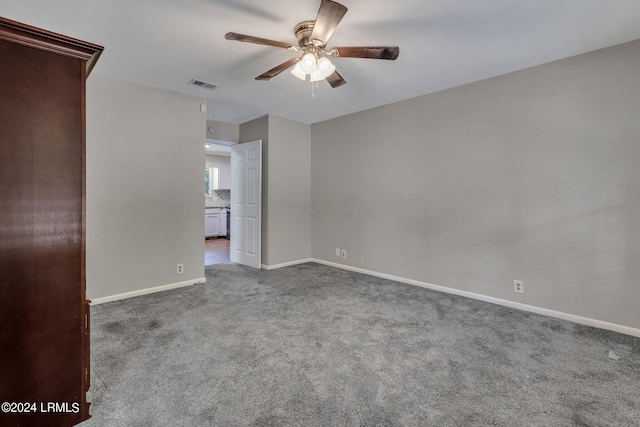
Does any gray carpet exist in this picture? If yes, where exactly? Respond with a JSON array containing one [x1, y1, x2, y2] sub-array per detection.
[[80, 263, 640, 426]]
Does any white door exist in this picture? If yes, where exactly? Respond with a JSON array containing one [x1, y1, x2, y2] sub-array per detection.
[[230, 140, 262, 268]]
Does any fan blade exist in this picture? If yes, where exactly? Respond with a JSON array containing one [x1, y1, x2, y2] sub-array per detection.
[[331, 46, 399, 60], [310, 0, 348, 46], [225, 32, 295, 50], [325, 69, 347, 88], [255, 57, 300, 81]]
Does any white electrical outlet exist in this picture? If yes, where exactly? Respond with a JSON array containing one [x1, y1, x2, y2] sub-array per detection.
[[341, 250, 347, 259], [514, 280, 523, 293], [177, 263, 184, 274], [335, 248, 340, 257]]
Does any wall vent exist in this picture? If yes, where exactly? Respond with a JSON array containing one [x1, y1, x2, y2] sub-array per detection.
[[189, 79, 219, 90]]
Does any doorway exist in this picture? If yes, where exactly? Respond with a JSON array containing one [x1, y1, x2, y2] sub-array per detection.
[[205, 140, 232, 266], [204, 139, 263, 269]]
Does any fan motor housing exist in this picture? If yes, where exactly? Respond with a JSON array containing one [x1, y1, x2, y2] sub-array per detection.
[[294, 21, 316, 47]]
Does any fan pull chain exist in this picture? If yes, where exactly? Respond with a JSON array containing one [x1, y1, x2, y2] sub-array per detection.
[[311, 81, 320, 98]]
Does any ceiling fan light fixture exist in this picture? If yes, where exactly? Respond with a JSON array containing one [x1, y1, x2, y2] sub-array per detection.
[[317, 56, 336, 78], [310, 69, 324, 82], [225, 0, 399, 89], [291, 62, 306, 80], [300, 52, 317, 74]]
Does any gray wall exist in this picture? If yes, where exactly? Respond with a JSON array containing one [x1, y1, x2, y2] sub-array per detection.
[[207, 119, 239, 143], [266, 115, 312, 265], [240, 115, 311, 267], [87, 74, 206, 300], [311, 40, 640, 329]]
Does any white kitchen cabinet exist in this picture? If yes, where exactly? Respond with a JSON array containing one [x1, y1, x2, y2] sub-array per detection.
[[206, 164, 231, 192], [205, 208, 221, 237], [219, 164, 231, 190]]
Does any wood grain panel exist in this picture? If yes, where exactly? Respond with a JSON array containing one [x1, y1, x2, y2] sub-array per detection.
[[0, 17, 102, 427]]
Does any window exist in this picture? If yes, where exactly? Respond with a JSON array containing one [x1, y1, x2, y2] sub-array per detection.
[[205, 167, 219, 196]]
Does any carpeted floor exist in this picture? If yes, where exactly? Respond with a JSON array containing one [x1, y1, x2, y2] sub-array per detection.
[[80, 263, 640, 426]]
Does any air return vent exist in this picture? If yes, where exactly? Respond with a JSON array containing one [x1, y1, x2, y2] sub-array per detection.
[[189, 79, 219, 90]]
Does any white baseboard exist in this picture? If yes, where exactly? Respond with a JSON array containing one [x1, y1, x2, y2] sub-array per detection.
[[311, 258, 640, 338], [261, 258, 314, 270], [90, 277, 207, 305], [88, 258, 640, 338]]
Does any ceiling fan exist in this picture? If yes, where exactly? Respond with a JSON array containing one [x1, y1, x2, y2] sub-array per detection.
[[225, 0, 399, 88]]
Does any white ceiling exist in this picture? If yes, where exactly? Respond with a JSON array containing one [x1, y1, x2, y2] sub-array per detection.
[[3, 0, 640, 124]]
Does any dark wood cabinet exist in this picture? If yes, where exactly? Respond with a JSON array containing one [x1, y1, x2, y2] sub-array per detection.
[[0, 17, 103, 427]]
